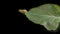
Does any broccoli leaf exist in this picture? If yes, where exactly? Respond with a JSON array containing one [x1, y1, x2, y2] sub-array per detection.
[[25, 4, 60, 30]]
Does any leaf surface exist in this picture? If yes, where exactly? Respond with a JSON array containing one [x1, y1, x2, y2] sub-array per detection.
[[25, 4, 60, 30]]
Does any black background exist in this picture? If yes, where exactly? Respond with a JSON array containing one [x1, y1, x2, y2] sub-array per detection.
[[16, 0, 60, 33]]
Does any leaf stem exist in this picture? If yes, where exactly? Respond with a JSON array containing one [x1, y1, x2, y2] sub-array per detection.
[[18, 9, 28, 14]]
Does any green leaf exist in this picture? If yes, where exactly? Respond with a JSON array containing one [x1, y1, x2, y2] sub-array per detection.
[[25, 4, 60, 30]]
